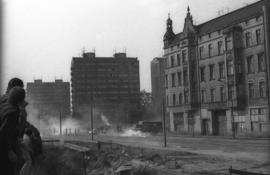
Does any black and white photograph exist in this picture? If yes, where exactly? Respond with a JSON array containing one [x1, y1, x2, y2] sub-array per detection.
[[0, 0, 269, 174]]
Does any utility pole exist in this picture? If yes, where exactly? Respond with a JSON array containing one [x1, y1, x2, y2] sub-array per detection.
[[230, 82, 236, 139], [59, 110, 62, 137], [262, 6, 270, 125], [90, 102, 94, 141], [162, 98, 167, 147], [90, 86, 94, 141]]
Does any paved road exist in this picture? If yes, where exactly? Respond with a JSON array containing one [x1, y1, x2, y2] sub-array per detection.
[[93, 134, 269, 150], [63, 134, 270, 162]]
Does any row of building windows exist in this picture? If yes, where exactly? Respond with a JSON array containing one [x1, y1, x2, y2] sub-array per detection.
[[250, 108, 267, 122], [72, 84, 139, 89], [245, 28, 263, 47], [200, 80, 267, 104], [170, 111, 267, 133], [167, 61, 231, 87], [167, 50, 187, 68], [73, 74, 132, 78], [199, 53, 265, 82], [201, 86, 226, 103], [167, 56, 265, 90], [171, 107, 266, 125], [167, 91, 189, 106], [74, 91, 130, 94], [199, 28, 263, 59], [168, 44, 264, 88], [77, 79, 129, 83], [248, 80, 267, 99], [247, 53, 265, 73], [76, 85, 132, 89], [199, 40, 225, 59], [165, 70, 189, 88], [200, 61, 229, 82]]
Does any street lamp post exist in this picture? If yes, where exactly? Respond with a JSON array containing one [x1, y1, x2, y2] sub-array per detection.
[[59, 110, 62, 137], [90, 86, 94, 141], [90, 102, 94, 141], [229, 83, 236, 139], [162, 98, 167, 147]]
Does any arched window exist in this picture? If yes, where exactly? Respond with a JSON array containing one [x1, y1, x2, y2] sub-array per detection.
[[173, 94, 176, 105], [179, 93, 183, 105], [201, 89, 206, 103], [248, 80, 255, 99], [259, 80, 266, 97]]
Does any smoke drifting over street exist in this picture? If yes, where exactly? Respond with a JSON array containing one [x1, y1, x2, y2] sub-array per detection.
[[26, 104, 84, 136], [120, 128, 148, 137]]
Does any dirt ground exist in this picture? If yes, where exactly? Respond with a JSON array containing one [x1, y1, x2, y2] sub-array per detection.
[[33, 142, 270, 175]]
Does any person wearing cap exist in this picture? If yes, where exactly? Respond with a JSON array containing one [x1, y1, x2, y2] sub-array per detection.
[[0, 78, 24, 105]]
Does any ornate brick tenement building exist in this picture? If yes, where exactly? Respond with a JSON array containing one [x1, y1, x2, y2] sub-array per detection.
[[163, 0, 270, 136]]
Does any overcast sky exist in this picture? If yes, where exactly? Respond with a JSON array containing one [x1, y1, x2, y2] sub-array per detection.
[[2, 0, 259, 92]]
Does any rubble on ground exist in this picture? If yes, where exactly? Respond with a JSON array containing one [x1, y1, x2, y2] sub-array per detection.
[[31, 143, 270, 175]]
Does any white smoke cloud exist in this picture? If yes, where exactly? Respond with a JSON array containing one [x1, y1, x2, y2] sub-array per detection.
[[26, 103, 85, 137], [101, 114, 110, 126], [120, 128, 148, 137]]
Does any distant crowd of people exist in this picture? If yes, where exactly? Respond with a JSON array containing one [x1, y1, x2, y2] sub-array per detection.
[[0, 78, 42, 175]]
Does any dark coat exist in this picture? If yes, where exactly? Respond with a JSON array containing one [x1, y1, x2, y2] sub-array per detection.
[[0, 101, 20, 175], [0, 102, 20, 152], [24, 122, 43, 156]]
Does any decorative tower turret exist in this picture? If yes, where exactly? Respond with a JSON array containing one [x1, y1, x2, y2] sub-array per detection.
[[163, 13, 175, 47], [183, 6, 195, 34]]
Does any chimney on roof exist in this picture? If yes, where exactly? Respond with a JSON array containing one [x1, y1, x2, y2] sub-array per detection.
[[55, 79, 63, 83], [34, 79, 42, 83], [114, 52, 126, 58], [83, 52, 95, 59]]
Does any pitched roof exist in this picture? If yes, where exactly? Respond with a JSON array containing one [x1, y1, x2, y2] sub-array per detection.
[[169, 32, 184, 45], [196, 0, 267, 35]]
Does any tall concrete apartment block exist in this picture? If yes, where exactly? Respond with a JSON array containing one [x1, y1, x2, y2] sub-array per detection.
[[71, 52, 140, 123], [151, 57, 166, 119], [163, 0, 270, 136], [26, 79, 71, 117]]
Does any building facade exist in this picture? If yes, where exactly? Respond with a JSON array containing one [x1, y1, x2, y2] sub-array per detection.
[[164, 0, 270, 136], [151, 57, 166, 119], [26, 79, 71, 118], [71, 52, 140, 124]]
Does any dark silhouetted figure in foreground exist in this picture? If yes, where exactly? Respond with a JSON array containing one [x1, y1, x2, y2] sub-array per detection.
[[0, 87, 26, 175], [17, 100, 42, 175], [0, 78, 24, 105], [0, 78, 42, 175]]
